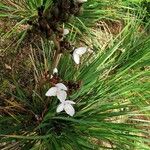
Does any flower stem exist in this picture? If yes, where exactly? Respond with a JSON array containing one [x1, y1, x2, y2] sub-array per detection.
[[51, 35, 61, 73]]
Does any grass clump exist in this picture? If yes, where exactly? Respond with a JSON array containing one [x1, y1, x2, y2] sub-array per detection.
[[0, 0, 150, 149]]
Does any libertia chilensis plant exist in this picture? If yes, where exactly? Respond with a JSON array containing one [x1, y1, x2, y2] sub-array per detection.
[[0, 0, 150, 150], [29, 0, 91, 116]]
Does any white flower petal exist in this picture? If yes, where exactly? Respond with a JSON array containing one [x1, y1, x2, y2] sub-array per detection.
[[57, 90, 67, 102], [75, 0, 87, 3], [53, 68, 58, 74], [45, 87, 57, 96], [56, 103, 64, 113], [56, 83, 67, 91], [64, 104, 75, 116], [73, 52, 80, 64], [74, 47, 87, 56], [63, 28, 69, 36], [65, 100, 76, 105]]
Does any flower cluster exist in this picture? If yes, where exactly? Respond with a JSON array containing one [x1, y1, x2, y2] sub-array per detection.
[[46, 82, 76, 116], [45, 0, 90, 117], [45, 27, 93, 116], [63, 28, 92, 64]]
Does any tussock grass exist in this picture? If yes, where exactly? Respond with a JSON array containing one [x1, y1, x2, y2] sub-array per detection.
[[0, 0, 150, 149]]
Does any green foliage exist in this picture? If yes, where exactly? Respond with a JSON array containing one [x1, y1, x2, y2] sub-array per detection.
[[0, 0, 150, 150]]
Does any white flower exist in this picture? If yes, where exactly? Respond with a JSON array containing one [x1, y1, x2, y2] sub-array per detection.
[[73, 47, 87, 64], [75, 0, 87, 3], [63, 28, 69, 36], [53, 68, 58, 74], [45, 83, 68, 102], [56, 100, 76, 116]]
